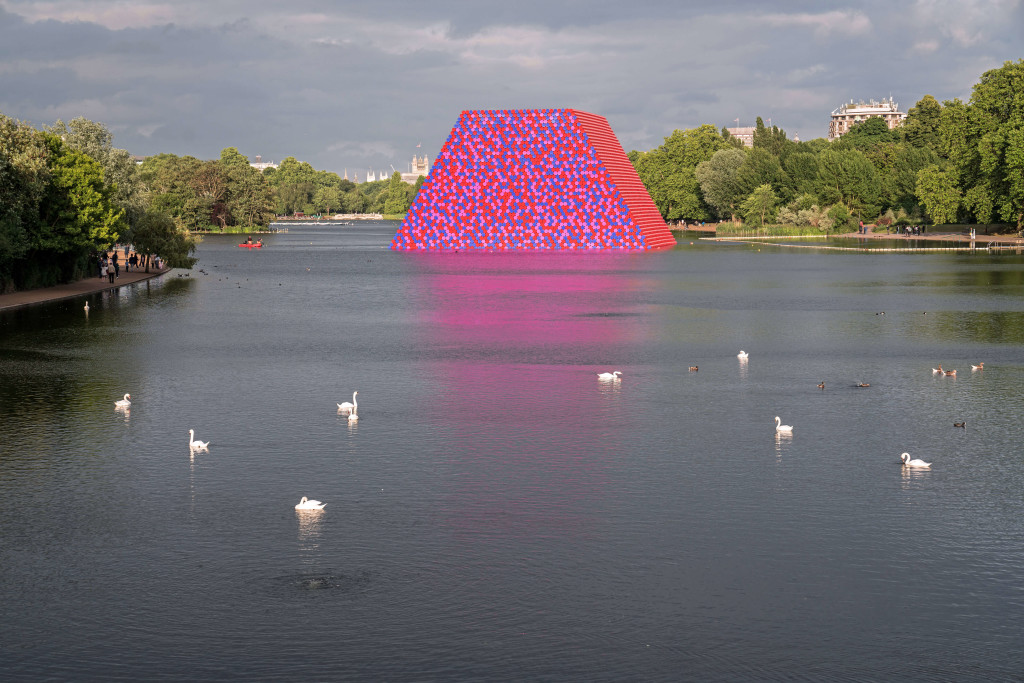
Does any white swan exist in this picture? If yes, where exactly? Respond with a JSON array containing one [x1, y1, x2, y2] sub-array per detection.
[[597, 371, 622, 380], [295, 496, 326, 510], [737, 350, 749, 359], [114, 393, 131, 408], [348, 408, 358, 422], [188, 429, 210, 451], [337, 391, 358, 412], [774, 416, 793, 432], [901, 452, 931, 468]]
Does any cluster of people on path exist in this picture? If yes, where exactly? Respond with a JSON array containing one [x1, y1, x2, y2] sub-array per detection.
[[97, 247, 144, 283], [881, 224, 927, 236]]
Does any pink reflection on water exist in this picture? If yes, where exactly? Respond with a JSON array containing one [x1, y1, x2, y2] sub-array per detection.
[[409, 252, 654, 544], [412, 252, 650, 350]]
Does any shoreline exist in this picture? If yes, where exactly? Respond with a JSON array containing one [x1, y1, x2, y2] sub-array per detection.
[[0, 266, 172, 312], [699, 229, 1024, 248], [5, 229, 1020, 312]]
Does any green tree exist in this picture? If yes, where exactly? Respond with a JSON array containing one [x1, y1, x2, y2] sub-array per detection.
[[782, 152, 821, 199], [752, 117, 792, 158], [0, 115, 49, 288], [735, 147, 792, 203], [342, 189, 366, 213], [383, 172, 410, 214], [267, 156, 319, 215], [740, 184, 779, 230], [827, 203, 854, 232], [313, 186, 342, 214], [37, 133, 123, 253], [816, 149, 881, 218], [48, 117, 146, 233], [915, 165, 961, 224], [139, 153, 209, 230], [631, 124, 729, 221], [131, 208, 198, 270], [902, 95, 943, 153], [695, 147, 748, 220], [969, 59, 1024, 227], [873, 143, 940, 212], [220, 148, 274, 227]]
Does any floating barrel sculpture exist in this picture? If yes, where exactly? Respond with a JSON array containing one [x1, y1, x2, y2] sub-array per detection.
[[390, 109, 676, 251]]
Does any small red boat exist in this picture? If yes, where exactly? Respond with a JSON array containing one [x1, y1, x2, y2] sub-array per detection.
[[238, 243, 263, 248]]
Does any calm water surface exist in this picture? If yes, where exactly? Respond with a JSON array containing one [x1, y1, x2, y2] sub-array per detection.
[[3, 223, 1024, 681]]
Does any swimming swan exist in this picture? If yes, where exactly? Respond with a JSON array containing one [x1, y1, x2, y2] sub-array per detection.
[[901, 452, 931, 468], [114, 393, 131, 408], [597, 371, 622, 380], [337, 391, 358, 412], [774, 416, 793, 432], [348, 408, 358, 422], [188, 429, 210, 451], [737, 350, 749, 359], [295, 496, 326, 510]]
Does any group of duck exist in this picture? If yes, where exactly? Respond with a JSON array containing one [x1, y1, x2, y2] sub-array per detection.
[[597, 349, 980, 471], [932, 362, 984, 377], [111, 389, 359, 512]]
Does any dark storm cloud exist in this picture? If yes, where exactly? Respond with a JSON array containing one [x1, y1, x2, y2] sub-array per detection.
[[1, 1, 1021, 175]]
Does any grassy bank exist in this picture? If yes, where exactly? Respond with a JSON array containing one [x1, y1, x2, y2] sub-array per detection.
[[714, 224, 833, 237]]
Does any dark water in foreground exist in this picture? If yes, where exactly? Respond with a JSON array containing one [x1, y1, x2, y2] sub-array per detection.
[[3, 223, 1024, 681]]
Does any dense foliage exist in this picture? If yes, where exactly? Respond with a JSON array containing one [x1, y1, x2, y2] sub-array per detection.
[[633, 59, 1024, 232], [0, 114, 202, 290], [1, 109, 426, 291]]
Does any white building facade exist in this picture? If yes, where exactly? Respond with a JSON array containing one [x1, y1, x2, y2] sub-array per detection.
[[828, 97, 906, 141]]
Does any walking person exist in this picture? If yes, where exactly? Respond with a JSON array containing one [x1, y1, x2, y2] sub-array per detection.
[[111, 250, 119, 279]]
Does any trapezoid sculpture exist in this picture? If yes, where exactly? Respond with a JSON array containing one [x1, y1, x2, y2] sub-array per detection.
[[390, 109, 676, 251]]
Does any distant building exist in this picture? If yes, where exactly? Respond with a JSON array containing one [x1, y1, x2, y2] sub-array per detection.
[[724, 127, 755, 148], [354, 156, 430, 184], [250, 155, 278, 171], [828, 97, 906, 141], [400, 155, 430, 184]]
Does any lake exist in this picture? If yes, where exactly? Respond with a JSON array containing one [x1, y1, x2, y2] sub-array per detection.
[[2, 222, 1024, 680]]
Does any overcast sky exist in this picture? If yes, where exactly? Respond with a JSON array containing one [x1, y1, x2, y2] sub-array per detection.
[[1, 0, 1021, 177]]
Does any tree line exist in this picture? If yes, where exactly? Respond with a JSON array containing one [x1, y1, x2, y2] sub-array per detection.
[[259, 159, 421, 217], [629, 59, 1024, 233], [1, 112, 423, 292], [141, 152, 421, 229]]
